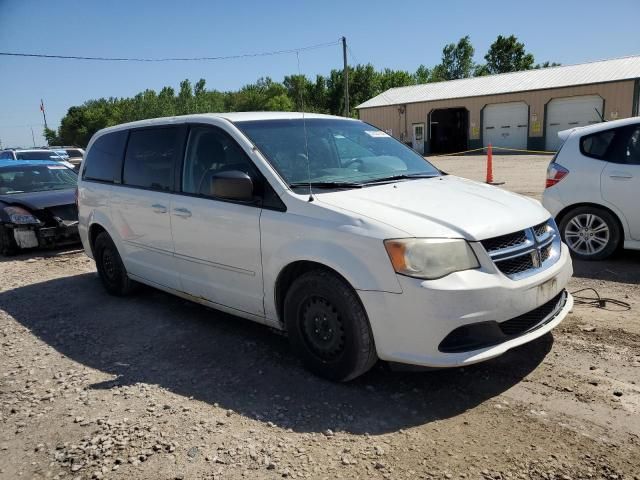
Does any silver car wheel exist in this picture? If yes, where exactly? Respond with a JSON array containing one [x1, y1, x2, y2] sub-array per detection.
[[563, 213, 610, 256]]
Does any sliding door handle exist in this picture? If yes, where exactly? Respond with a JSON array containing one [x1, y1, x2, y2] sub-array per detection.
[[151, 204, 167, 213], [173, 208, 192, 218]]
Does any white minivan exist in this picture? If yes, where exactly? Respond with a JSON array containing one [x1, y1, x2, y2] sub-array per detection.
[[78, 112, 573, 381]]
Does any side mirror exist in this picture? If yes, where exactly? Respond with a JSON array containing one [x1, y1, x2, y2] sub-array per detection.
[[209, 170, 254, 201]]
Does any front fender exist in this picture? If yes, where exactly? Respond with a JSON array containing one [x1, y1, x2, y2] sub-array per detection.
[[260, 213, 403, 323]]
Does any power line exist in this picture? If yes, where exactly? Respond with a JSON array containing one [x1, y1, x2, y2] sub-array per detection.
[[0, 40, 341, 63]]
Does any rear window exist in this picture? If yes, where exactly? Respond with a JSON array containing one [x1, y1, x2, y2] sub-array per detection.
[[580, 129, 616, 159], [122, 127, 180, 191], [83, 131, 127, 183], [16, 151, 59, 160]]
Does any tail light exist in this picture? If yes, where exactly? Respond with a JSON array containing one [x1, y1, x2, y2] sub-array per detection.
[[545, 162, 569, 188]]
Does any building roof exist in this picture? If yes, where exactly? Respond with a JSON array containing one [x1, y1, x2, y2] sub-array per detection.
[[356, 55, 640, 109]]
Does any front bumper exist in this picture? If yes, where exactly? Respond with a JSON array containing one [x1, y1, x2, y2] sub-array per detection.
[[3, 222, 80, 251], [358, 243, 573, 368]]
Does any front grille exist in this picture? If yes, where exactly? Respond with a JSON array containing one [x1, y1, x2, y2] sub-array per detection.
[[499, 291, 566, 335], [439, 290, 567, 353], [481, 231, 527, 253], [496, 254, 535, 276], [540, 243, 553, 263], [533, 221, 550, 238], [481, 219, 560, 280]]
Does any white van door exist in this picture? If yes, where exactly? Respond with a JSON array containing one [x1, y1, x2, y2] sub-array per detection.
[[109, 127, 182, 290], [171, 125, 264, 316]]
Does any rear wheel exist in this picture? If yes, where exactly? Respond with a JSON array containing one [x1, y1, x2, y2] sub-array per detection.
[[284, 269, 377, 382], [559, 206, 620, 260], [93, 232, 137, 295]]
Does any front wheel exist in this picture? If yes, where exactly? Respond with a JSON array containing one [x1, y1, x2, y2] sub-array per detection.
[[283, 269, 377, 382], [93, 232, 138, 295], [559, 206, 621, 260]]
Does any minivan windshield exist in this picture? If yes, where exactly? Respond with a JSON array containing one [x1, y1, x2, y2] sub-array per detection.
[[236, 118, 440, 187]]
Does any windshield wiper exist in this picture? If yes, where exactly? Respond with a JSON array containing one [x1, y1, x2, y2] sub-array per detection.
[[289, 181, 363, 189], [362, 173, 438, 184]]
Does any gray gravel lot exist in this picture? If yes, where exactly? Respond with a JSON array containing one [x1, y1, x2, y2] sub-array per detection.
[[1, 155, 639, 479]]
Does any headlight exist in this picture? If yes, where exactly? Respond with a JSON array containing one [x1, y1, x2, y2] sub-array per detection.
[[3, 206, 40, 225], [384, 238, 479, 279]]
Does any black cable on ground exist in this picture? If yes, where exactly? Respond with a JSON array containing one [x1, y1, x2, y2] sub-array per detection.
[[570, 287, 631, 311]]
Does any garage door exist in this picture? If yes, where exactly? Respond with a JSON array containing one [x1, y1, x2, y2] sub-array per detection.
[[545, 95, 603, 151], [483, 102, 529, 150]]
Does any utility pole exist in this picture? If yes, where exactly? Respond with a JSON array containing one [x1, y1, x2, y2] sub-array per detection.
[[30, 126, 36, 147], [40, 99, 48, 131], [342, 36, 349, 118]]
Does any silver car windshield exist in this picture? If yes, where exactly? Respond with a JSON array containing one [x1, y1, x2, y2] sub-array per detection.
[[236, 118, 440, 186]]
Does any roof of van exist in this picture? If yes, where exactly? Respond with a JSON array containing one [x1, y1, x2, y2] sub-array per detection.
[[93, 112, 355, 137]]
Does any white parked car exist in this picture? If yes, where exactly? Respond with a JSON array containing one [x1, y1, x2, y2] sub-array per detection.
[[78, 113, 573, 381], [0, 148, 75, 170], [543, 117, 640, 260]]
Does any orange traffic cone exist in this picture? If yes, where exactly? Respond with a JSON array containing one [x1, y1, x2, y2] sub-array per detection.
[[486, 144, 494, 184], [485, 144, 504, 185]]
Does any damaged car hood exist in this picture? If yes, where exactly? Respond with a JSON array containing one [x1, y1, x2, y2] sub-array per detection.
[[0, 189, 75, 210], [315, 175, 550, 240]]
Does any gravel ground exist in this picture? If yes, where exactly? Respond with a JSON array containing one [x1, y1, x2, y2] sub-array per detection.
[[1, 155, 639, 479]]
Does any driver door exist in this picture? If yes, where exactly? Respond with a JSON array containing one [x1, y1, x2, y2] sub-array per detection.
[[170, 124, 264, 316]]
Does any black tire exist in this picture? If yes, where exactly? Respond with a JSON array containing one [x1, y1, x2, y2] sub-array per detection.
[[93, 232, 138, 296], [283, 269, 377, 382], [0, 226, 17, 256], [559, 206, 621, 261]]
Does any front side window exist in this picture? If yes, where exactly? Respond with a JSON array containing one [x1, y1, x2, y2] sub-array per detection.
[[123, 128, 180, 191], [83, 131, 127, 183], [182, 126, 258, 197], [236, 118, 440, 186], [0, 165, 77, 194]]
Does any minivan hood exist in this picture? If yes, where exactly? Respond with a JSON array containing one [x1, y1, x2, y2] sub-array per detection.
[[315, 175, 549, 240]]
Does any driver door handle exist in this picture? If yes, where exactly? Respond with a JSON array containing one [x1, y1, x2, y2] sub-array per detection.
[[173, 207, 192, 218]]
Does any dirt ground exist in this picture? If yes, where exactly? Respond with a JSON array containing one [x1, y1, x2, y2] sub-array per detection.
[[1, 155, 639, 480]]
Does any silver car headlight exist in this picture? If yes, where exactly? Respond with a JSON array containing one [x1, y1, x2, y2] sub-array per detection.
[[384, 238, 479, 279]]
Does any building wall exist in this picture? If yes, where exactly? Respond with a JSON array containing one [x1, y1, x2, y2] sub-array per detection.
[[358, 80, 636, 151]]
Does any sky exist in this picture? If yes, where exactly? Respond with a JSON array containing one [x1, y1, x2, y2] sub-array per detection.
[[1, 0, 639, 147]]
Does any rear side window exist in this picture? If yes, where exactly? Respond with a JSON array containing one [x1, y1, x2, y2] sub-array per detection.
[[83, 131, 127, 182], [123, 127, 180, 191], [580, 129, 616, 160]]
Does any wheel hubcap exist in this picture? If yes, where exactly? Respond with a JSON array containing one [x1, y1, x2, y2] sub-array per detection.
[[564, 213, 610, 256], [300, 296, 345, 361]]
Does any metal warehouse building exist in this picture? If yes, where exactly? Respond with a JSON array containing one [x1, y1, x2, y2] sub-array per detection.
[[357, 55, 640, 154]]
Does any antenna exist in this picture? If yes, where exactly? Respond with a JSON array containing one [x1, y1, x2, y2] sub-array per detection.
[[296, 50, 313, 202]]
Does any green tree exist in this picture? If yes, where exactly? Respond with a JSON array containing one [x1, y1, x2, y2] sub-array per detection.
[[534, 61, 562, 69], [43, 127, 62, 145], [435, 36, 475, 80], [414, 65, 431, 84], [484, 35, 535, 74]]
